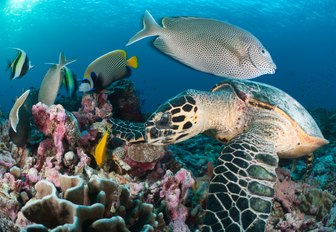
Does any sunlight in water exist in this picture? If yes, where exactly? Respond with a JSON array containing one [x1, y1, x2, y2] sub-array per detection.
[[4, 0, 40, 15]]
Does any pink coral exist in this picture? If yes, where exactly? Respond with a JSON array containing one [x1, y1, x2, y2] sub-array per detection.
[[73, 93, 112, 129], [32, 103, 80, 163], [274, 168, 301, 212], [160, 169, 195, 231]]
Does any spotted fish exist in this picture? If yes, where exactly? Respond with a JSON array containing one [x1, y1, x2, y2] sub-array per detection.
[[128, 11, 276, 79], [7, 48, 34, 80], [79, 49, 138, 93]]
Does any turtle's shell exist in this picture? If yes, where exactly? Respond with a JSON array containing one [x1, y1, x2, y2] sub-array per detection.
[[211, 79, 324, 139]]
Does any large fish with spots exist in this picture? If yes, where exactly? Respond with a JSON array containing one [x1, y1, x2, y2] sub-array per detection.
[[128, 11, 276, 79]]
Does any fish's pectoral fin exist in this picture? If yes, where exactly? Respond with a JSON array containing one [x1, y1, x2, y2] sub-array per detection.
[[127, 10, 161, 46], [203, 132, 277, 231], [127, 56, 138, 69]]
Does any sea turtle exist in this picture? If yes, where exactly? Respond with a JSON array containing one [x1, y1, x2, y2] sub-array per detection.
[[110, 79, 328, 231]]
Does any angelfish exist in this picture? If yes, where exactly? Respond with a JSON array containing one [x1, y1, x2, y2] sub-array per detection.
[[79, 49, 138, 93], [7, 48, 34, 80], [38, 52, 76, 106], [127, 11, 276, 79]]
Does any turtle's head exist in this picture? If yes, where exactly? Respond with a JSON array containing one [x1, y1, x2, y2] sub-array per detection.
[[145, 90, 203, 145]]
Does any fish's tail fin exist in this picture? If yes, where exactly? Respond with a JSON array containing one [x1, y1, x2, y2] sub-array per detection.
[[127, 10, 161, 46], [59, 52, 76, 68], [127, 56, 138, 68]]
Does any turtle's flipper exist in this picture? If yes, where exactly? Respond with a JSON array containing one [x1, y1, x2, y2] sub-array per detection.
[[202, 132, 278, 232], [109, 118, 146, 143]]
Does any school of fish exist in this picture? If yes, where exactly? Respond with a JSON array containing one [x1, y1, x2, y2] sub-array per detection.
[[6, 10, 276, 166]]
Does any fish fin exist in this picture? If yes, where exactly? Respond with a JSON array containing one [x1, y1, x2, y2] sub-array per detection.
[[304, 153, 314, 180], [125, 66, 132, 78], [29, 61, 34, 69], [6, 59, 12, 71], [58, 52, 76, 68], [153, 37, 176, 58], [78, 82, 91, 92], [9, 90, 30, 133], [44, 62, 57, 65], [127, 56, 138, 69], [116, 49, 127, 59], [161, 16, 199, 28], [127, 10, 161, 46], [9, 47, 24, 52], [93, 130, 109, 168]]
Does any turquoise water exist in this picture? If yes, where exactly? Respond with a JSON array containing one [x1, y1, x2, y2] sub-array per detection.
[[0, 0, 335, 113]]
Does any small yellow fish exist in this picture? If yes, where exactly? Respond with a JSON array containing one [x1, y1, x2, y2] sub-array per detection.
[[93, 130, 109, 168]]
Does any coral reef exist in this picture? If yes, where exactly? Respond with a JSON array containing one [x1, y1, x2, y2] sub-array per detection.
[[0, 87, 335, 232]]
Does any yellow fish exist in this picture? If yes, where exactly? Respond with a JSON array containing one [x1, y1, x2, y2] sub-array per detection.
[[93, 130, 109, 168]]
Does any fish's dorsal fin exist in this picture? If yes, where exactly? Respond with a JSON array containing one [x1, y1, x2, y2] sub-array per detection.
[[9, 47, 25, 55], [58, 52, 76, 68], [161, 16, 199, 28], [114, 49, 127, 59], [127, 56, 138, 69]]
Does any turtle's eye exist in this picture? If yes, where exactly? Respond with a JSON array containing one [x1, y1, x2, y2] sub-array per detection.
[[156, 112, 171, 128]]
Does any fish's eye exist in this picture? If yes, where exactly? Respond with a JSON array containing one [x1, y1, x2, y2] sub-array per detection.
[[261, 49, 265, 54]]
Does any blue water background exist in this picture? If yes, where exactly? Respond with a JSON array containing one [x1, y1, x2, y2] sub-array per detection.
[[0, 0, 335, 114]]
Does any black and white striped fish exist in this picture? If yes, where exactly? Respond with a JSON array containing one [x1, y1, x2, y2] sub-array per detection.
[[7, 48, 34, 80]]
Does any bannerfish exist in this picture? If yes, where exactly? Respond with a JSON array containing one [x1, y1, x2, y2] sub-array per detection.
[[38, 52, 76, 106], [127, 11, 276, 79], [7, 48, 34, 80], [93, 130, 109, 168], [79, 49, 138, 93], [9, 90, 31, 147], [61, 66, 78, 98], [9, 89, 30, 133]]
